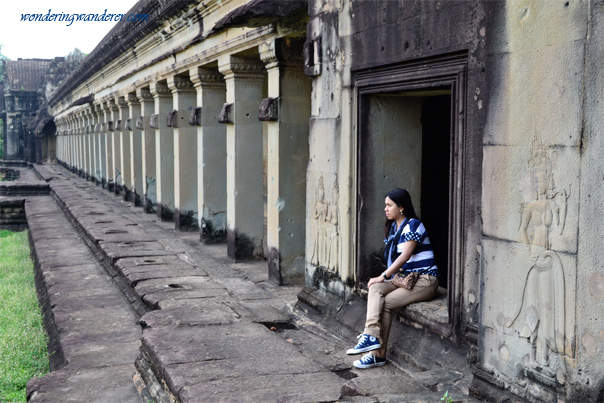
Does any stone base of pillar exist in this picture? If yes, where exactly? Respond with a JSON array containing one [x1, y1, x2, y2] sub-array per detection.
[[123, 186, 132, 202], [132, 191, 142, 207], [200, 216, 227, 244], [157, 203, 174, 222], [143, 194, 156, 214], [175, 209, 199, 232], [227, 228, 261, 261], [107, 180, 114, 192]]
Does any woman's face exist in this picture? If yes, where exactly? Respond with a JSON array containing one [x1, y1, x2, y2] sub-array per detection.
[[385, 196, 402, 220]]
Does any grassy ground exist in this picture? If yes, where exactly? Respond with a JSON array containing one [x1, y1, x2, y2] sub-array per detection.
[[0, 230, 49, 403]]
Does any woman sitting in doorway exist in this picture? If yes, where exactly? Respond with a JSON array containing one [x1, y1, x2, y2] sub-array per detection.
[[347, 188, 439, 369]]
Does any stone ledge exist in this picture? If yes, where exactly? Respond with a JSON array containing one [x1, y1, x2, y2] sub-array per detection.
[[398, 286, 450, 338]]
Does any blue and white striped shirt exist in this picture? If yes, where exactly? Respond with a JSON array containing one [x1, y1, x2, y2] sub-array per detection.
[[384, 218, 438, 277]]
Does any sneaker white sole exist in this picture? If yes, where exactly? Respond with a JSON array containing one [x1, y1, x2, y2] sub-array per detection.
[[353, 360, 387, 369], [346, 344, 381, 355]]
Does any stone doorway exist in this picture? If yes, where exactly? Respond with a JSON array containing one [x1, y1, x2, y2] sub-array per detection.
[[357, 90, 451, 288], [354, 52, 468, 335]]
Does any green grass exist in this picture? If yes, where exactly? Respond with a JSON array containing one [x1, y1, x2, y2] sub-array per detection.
[[0, 230, 49, 403]]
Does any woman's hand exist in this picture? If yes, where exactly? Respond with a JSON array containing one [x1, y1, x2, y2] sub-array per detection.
[[368, 276, 385, 288]]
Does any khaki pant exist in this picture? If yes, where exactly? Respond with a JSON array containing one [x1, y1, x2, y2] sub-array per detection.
[[363, 274, 438, 358]]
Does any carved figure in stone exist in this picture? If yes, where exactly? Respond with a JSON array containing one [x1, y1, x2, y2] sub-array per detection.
[[507, 144, 571, 378], [325, 177, 340, 272], [311, 175, 327, 266]]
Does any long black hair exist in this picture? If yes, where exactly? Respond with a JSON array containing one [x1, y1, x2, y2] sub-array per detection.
[[383, 188, 419, 237]]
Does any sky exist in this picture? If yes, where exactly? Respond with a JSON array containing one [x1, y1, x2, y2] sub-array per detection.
[[0, 0, 140, 60]]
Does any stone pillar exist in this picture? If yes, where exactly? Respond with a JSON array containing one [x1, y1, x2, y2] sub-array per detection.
[[89, 107, 98, 182], [96, 103, 107, 188], [150, 81, 175, 221], [77, 113, 83, 174], [167, 75, 198, 231], [190, 67, 227, 243], [115, 95, 132, 201], [127, 92, 143, 207], [79, 112, 86, 176], [101, 101, 115, 191], [85, 108, 94, 180], [260, 39, 311, 285], [136, 87, 157, 213], [218, 55, 266, 261], [108, 99, 122, 195]]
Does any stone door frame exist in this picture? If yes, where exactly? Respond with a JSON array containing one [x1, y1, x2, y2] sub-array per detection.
[[353, 51, 468, 336]]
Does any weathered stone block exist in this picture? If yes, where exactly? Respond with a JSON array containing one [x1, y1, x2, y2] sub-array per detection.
[[166, 110, 178, 128], [258, 97, 279, 121], [218, 103, 234, 124], [188, 107, 202, 126], [149, 114, 159, 129]]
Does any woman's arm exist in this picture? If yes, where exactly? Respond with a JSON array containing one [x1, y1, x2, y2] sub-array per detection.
[[368, 240, 418, 288]]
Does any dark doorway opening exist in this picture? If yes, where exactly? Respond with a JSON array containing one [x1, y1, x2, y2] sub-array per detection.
[[420, 95, 451, 287]]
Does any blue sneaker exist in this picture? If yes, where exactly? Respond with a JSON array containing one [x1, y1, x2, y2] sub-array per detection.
[[346, 333, 381, 355], [353, 353, 387, 369]]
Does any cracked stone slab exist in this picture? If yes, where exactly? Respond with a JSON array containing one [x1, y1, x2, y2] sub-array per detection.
[[341, 375, 428, 397], [98, 241, 175, 262], [139, 300, 240, 328], [27, 364, 140, 403]]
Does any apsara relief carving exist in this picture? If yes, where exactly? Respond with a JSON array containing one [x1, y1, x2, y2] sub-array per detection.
[[506, 138, 572, 382], [311, 174, 339, 272]]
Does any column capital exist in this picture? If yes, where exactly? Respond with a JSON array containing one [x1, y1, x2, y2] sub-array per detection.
[[126, 92, 140, 106], [135, 87, 154, 102], [149, 81, 171, 98], [260, 38, 305, 69], [189, 67, 225, 88], [114, 95, 129, 109], [218, 55, 265, 80], [166, 75, 195, 93], [259, 41, 278, 68]]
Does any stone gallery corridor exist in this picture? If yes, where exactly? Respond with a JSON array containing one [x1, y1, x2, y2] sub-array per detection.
[[3, 0, 604, 402]]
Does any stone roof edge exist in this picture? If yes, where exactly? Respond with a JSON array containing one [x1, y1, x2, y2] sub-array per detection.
[[49, 0, 199, 108]]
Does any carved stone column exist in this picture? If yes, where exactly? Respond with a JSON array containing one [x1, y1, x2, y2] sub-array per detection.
[[136, 87, 157, 213], [85, 108, 94, 180], [95, 103, 107, 188], [115, 95, 132, 200], [167, 75, 198, 231], [89, 107, 98, 182], [77, 113, 84, 175], [190, 67, 227, 243], [101, 100, 115, 191], [218, 55, 266, 261], [260, 39, 311, 284], [150, 81, 175, 221], [108, 98, 122, 193], [127, 92, 143, 207]]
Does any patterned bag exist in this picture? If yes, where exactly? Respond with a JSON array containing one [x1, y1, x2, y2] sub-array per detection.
[[391, 271, 420, 290], [391, 266, 434, 290]]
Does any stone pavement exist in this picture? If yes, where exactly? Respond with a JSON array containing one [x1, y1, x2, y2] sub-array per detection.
[[23, 163, 481, 403]]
